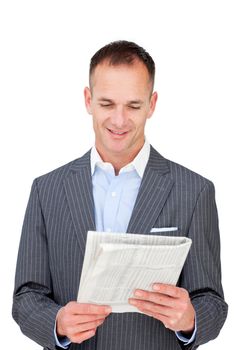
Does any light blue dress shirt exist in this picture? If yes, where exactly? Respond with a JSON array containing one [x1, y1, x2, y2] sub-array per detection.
[[91, 140, 149, 233], [55, 139, 196, 348]]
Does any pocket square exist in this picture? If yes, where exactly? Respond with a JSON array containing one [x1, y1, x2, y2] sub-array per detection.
[[150, 227, 178, 233]]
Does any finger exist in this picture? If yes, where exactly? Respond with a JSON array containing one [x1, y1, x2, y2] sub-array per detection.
[[129, 298, 175, 317], [140, 308, 170, 325], [152, 284, 188, 299], [151, 313, 177, 331], [67, 302, 112, 315], [70, 328, 96, 344], [73, 314, 108, 324], [73, 319, 105, 334], [133, 290, 176, 308]]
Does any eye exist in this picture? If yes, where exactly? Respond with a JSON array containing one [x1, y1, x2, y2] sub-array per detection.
[[129, 106, 141, 110], [100, 104, 113, 108]]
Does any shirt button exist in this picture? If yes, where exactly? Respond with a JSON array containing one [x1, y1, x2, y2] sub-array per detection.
[[111, 191, 116, 197]]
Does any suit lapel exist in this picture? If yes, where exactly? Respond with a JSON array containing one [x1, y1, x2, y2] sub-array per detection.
[[127, 146, 174, 234], [63, 150, 95, 253]]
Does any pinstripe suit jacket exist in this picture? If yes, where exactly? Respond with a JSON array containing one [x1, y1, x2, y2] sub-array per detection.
[[12, 145, 228, 350]]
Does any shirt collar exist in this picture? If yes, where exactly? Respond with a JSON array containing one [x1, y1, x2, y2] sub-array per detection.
[[90, 138, 150, 178]]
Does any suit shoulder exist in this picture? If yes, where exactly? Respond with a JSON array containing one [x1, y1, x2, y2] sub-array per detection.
[[34, 150, 90, 187], [165, 157, 215, 190], [150, 146, 213, 187]]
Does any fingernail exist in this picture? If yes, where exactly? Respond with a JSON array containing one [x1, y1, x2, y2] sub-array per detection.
[[153, 284, 159, 291], [134, 290, 143, 297], [129, 299, 137, 305]]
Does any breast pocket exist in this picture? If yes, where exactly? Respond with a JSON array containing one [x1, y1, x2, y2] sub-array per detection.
[[150, 227, 178, 233], [149, 226, 183, 237]]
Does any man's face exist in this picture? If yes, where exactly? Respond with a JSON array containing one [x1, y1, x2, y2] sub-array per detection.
[[84, 60, 157, 161]]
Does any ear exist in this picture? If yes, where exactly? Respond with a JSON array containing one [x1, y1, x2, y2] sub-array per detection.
[[147, 91, 158, 119], [84, 87, 92, 114]]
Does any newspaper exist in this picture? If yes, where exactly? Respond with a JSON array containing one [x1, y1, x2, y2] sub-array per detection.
[[77, 231, 192, 313]]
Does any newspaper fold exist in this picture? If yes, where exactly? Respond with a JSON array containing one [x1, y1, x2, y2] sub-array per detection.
[[77, 231, 192, 313]]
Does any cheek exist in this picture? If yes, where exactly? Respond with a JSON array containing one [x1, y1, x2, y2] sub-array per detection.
[[134, 113, 149, 129], [92, 116, 100, 135], [92, 113, 109, 136], [92, 111, 103, 127]]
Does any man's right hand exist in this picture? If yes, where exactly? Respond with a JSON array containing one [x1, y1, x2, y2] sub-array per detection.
[[56, 301, 112, 344]]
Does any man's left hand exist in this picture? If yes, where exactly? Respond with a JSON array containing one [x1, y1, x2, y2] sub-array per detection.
[[128, 283, 195, 333]]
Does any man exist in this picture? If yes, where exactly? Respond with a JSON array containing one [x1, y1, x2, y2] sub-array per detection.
[[12, 40, 228, 350]]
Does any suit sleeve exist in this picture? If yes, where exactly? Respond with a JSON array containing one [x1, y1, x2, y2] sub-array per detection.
[[12, 179, 62, 350], [179, 181, 228, 349]]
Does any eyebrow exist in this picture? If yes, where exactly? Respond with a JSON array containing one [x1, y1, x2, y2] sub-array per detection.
[[97, 98, 143, 105], [128, 100, 143, 105], [98, 98, 113, 103]]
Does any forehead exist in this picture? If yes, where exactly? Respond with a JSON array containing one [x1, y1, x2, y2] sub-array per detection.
[[90, 61, 151, 96]]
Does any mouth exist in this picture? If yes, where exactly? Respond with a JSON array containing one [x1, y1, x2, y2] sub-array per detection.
[[107, 128, 128, 137]]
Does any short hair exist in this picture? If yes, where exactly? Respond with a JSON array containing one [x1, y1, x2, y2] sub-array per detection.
[[89, 40, 155, 90]]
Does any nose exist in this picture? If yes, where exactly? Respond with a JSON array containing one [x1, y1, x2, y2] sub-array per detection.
[[110, 105, 127, 129]]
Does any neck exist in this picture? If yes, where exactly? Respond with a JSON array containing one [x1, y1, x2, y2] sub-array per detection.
[[96, 142, 144, 175]]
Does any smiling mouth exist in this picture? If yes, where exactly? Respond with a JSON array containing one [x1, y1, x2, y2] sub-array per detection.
[[107, 128, 128, 136]]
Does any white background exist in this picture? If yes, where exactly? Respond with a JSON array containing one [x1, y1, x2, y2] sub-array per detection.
[[0, 1, 241, 349]]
